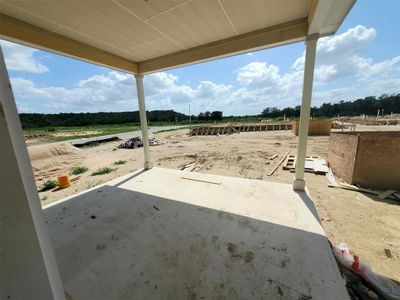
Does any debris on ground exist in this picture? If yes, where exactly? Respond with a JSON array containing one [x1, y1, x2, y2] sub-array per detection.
[[149, 137, 163, 146], [328, 182, 400, 201], [384, 249, 392, 259], [180, 161, 202, 172], [282, 155, 329, 174], [119, 137, 163, 149], [325, 168, 338, 186], [119, 137, 143, 149], [267, 151, 290, 176], [181, 176, 221, 185], [321, 216, 333, 222], [333, 243, 400, 300]]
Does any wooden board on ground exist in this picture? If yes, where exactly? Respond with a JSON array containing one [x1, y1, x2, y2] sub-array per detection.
[[377, 190, 396, 200], [181, 176, 221, 185], [328, 183, 399, 201], [283, 155, 296, 170], [267, 150, 290, 176]]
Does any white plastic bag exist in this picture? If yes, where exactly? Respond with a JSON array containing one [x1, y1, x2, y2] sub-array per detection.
[[333, 243, 400, 300]]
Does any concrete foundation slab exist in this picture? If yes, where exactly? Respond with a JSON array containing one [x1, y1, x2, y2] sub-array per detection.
[[44, 168, 349, 299]]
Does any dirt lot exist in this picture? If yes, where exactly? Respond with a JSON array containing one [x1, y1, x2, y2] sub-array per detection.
[[29, 125, 400, 283]]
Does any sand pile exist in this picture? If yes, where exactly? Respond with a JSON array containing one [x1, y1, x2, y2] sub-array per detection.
[[28, 142, 85, 161], [28, 142, 87, 181]]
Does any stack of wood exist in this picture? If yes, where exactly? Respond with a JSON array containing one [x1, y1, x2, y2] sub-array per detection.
[[282, 155, 329, 174]]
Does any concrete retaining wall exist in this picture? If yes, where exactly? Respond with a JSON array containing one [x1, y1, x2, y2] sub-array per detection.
[[328, 131, 400, 190]]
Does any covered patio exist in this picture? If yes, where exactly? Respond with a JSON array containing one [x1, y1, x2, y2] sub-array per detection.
[[0, 1, 355, 299], [44, 168, 348, 299]]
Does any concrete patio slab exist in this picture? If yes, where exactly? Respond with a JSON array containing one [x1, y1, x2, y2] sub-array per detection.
[[44, 168, 349, 300]]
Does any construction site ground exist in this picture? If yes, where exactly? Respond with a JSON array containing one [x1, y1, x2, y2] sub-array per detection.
[[29, 125, 400, 283]]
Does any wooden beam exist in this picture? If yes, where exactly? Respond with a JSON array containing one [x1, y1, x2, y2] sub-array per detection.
[[138, 18, 308, 74], [0, 14, 138, 74]]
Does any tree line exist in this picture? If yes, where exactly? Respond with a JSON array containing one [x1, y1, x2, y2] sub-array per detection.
[[20, 110, 187, 128], [261, 94, 400, 119], [19, 94, 399, 128], [19, 109, 223, 128]]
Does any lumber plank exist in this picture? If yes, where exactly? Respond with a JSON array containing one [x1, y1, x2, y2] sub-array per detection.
[[181, 176, 222, 185], [267, 150, 290, 176], [377, 190, 395, 200]]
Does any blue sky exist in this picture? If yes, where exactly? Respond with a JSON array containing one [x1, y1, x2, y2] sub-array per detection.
[[1, 0, 399, 116]]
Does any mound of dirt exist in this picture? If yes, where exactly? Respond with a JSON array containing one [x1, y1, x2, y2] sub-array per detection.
[[28, 142, 84, 161], [28, 142, 87, 182]]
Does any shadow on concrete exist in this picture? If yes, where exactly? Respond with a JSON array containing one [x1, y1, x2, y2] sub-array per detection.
[[44, 182, 348, 300], [295, 190, 321, 224], [115, 168, 147, 186]]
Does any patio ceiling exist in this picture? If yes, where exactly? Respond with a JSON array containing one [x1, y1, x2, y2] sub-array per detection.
[[0, 0, 355, 74]]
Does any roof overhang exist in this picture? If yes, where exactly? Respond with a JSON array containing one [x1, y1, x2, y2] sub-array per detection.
[[0, 0, 355, 74]]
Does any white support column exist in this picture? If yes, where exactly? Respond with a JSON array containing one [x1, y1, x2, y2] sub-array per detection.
[[0, 48, 66, 299], [135, 74, 153, 170], [293, 35, 318, 191]]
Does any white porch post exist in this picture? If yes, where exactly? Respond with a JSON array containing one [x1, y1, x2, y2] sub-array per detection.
[[0, 48, 66, 299], [293, 35, 318, 191], [135, 74, 153, 170]]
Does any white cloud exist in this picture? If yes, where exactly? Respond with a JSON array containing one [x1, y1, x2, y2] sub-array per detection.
[[237, 62, 281, 89], [293, 25, 400, 83], [16, 102, 36, 113], [0, 40, 49, 73], [7, 25, 400, 115], [11, 71, 137, 112], [10, 70, 233, 114]]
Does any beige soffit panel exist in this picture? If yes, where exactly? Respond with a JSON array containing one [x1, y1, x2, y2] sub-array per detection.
[[128, 37, 181, 61], [0, 15, 138, 74], [0, 1, 59, 32], [116, 0, 188, 20], [2, 0, 162, 49], [322, 0, 356, 33], [56, 27, 142, 62], [147, 0, 237, 49], [308, 0, 355, 35], [139, 18, 308, 74], [220, 0, 312, 34]]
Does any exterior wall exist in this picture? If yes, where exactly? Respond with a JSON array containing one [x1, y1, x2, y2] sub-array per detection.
[[353, 132, 400, 190], [328, 133, 358, 183], [292, 119, 332, 136], [328, 132, 400, 190]]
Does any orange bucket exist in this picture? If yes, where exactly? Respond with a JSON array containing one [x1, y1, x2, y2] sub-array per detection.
[[58, 174, 71, 189]]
